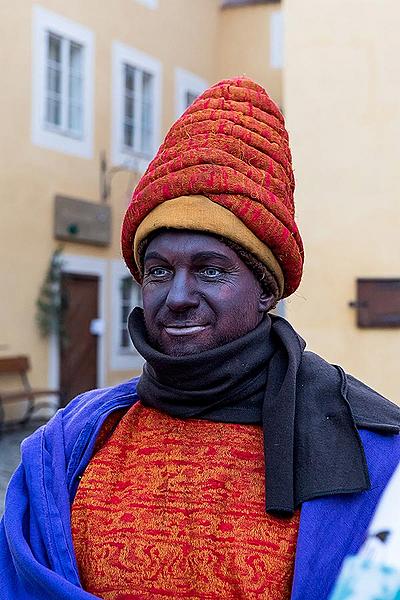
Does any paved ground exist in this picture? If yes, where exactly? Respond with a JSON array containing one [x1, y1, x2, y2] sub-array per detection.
[[0, 420, 46, 515]]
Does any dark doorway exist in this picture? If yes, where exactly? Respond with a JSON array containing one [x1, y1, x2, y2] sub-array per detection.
[[60, 274, 99, 406]]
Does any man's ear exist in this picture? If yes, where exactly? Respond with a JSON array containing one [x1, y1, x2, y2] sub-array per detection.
[[258, 291, 276, 313]]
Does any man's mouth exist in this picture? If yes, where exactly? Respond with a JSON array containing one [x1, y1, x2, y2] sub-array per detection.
[[163, 324, 208, 336]]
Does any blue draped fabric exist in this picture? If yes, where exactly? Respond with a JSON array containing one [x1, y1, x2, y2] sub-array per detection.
[[0, 377, 399, 599]]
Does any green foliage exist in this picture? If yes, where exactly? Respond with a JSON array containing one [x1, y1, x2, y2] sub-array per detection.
[[35, 247, 67, 343]]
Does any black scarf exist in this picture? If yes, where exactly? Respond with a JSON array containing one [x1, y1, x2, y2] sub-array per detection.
[[129, 307, 371, 514]]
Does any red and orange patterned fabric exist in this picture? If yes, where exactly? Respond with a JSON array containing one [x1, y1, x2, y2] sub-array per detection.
[[121, 77, 304, 298], [72, 403, 300, 599]]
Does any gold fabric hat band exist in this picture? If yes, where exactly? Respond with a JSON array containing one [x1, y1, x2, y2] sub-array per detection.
[[133, 195, 284, 298]]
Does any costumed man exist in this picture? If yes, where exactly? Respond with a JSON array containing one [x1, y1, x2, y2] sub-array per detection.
[[1, 77, 400, 600]]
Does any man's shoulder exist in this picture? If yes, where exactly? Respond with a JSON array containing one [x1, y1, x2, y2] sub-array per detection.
[[37, 378, 140, 459], [62, 377, 139, 417], [301, 351, 400, 434]]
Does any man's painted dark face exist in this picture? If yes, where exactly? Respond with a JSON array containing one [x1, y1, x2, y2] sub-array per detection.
[[141, 231, 274, 356]]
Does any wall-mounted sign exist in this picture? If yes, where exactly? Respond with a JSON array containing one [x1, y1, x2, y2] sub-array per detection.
[[54, 196, 111, 247]]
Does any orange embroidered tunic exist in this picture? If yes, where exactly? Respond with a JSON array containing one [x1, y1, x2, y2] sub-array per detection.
[[71, 402, 300, 600]]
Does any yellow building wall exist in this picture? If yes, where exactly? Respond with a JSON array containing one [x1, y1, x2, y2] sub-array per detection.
[[284, 0, 400, 402], [217, 3, 282, 107]]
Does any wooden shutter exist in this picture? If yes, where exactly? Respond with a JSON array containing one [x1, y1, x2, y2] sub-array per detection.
[[352, 279, 400, 328]]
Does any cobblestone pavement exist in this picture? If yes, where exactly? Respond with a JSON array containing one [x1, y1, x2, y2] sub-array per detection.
[[0, 420, 46, 515]]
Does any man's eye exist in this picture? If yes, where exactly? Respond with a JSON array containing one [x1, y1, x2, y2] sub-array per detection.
[[200, 267, 222, 278], [149, 267, 169, 277]]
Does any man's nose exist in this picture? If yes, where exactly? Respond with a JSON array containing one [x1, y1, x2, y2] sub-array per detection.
[[165, 270, 199, 312]]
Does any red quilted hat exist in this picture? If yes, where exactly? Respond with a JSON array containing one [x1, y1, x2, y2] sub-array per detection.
[[121, 76, 304, 298]]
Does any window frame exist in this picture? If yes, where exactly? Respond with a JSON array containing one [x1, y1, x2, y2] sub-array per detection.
[[175, 68, 208, 119], [32, 5, 94, 158], [110, 260, 144, 372], [112, 42, 162, 173]]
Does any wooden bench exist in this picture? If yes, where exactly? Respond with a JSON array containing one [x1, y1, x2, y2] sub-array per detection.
[[0, 356, 61, 430]]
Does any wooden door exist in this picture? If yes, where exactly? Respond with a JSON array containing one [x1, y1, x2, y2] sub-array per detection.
[[60, 274, 99, 406]]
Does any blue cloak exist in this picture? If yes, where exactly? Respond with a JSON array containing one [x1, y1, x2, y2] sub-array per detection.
[[1, 377, 399, 600]]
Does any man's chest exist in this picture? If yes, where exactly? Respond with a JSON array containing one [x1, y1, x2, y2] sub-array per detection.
[[71, 403, 299, 599]]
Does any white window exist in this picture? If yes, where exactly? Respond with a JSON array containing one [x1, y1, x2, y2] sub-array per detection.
[[32, 5, 94, 157], [45, 34, 83, 136], [175, 68, 208, 118], [112, 42, 161, 173], [270, 10, 284, 70], [111, 260, 144, 371]]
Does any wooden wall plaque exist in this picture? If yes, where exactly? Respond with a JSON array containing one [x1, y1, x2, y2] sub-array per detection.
[[54, 196, 111, 247]]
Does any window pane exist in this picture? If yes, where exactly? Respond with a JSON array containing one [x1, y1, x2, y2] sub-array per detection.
[[69, 42, 82, 75], [141, 123, 152, 154], [46, 97, 61, 126], [68, 43, 83, 135], [125, 96, 134, 120], [119, 277, 141, 350], [122, 276, 133, 300], [142, 71, 152, 102], [120, 277, 132, 349], [141, 71, 153, 155], [120, 328, 130, 349], [124, 123, 134, 147], [68, 104, 82, 134], [123, 65, 136, 149], [69, 74, 82, 103], [46, 33, 62, 127], [125, 65, 135, 92], [48, 33, 61, 64], [141, 122, 152, 154], [47, 66, 61, 93], [142, 109, 152, 133], [122, 304, 131, 323]]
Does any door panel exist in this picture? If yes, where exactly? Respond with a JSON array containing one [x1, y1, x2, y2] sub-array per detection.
[[60, 274, 98, 406]]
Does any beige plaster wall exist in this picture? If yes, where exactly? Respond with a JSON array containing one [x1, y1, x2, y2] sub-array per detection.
[[284, 0, 400, 402], [217, 3, 282, 106]]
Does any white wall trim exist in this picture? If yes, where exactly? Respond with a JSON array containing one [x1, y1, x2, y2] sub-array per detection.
[[32, 4, 94, 158], [270, 9, 284, 70], [48, 254, 107, 392], [175, 68, 208, 119], [110, 259, 144, 372], [111, 41, 162, 173]]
